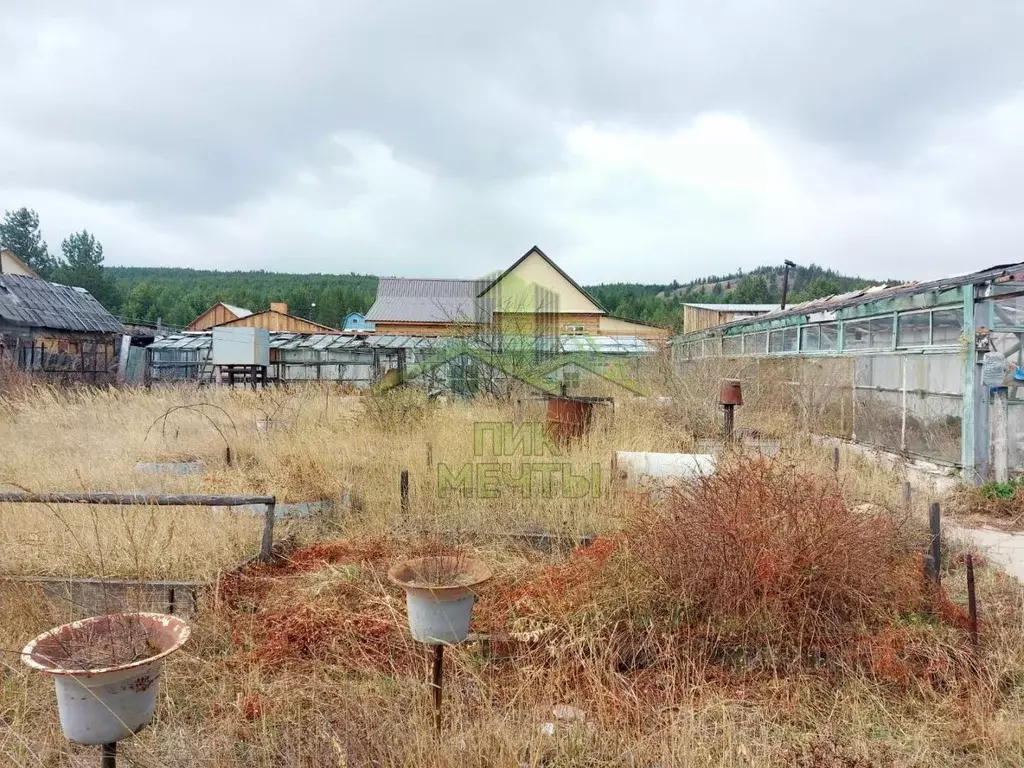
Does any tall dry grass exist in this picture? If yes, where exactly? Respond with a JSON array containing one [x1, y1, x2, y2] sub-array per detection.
[[0, 377, 1021, 765]]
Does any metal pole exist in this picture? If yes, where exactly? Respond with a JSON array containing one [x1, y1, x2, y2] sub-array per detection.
[[929, 502, 941, 587], [723, 404, 735, 441], [966, 553, 979, 647], [431, 644, 444, 735], [101, 742, 116, 767], [400, 470, 410, 514]]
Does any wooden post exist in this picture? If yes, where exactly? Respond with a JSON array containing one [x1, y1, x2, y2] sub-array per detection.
[[723, 404, 735, 441], [929, 502, 941, 586], [400, 470, 409, 514], [902, 480, 911, 510], [260, 502, 276, 564], [426, 442, 433, 468], [966, 552, 978, 647], [116, 334, 131, 385], [993, 387, 1009, 483], [832, 446, 840, 473]]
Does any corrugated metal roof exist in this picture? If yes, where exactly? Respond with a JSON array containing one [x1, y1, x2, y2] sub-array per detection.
[[683, 303, 779, 312], [365, 278, 492, 323], [0, 274, 123, 333], [149, 332, 650, 355]]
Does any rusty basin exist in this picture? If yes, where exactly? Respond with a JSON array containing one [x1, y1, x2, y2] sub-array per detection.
[[546, 396, 608, 444]]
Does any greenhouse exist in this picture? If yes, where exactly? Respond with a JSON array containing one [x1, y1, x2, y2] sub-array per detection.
[[671, 262, 1024, 481]]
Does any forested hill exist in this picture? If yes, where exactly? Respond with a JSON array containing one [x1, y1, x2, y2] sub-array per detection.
[[107, 266, 378, 329], [108, 262, 896, 332], [585, 263, 900, 331]]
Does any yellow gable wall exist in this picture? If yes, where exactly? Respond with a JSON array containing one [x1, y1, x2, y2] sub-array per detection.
[[484, 250, 604, 314], [1, 249, 38, 278]]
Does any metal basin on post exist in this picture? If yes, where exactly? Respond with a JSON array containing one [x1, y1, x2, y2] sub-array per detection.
[[22, 613, 191, 745], [546, 396, 597, 445], [719, 380, 743, 440]]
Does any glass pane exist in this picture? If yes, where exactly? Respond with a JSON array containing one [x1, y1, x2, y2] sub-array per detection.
[[801, 325, 820, 352], [844, 320, 870, 350], [993, 296, 1024, 327], [704, 338, 721, 357], [783, 326, 798, 352], [746, 332, 767, 355], [723, 336, 742, 356], [820, 323, 838, 351], [769, 330, 786, 353], [931, 308, 964, 344], [869, 316, 894, 348], [897, 312, 930, 347]]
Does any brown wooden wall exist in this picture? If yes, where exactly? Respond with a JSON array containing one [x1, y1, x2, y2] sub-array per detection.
[[187, 303, 241, 331], [216, 311, 341, 334]]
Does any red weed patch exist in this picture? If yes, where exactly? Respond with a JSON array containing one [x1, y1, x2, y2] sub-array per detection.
[[284, 538, 395, 572]]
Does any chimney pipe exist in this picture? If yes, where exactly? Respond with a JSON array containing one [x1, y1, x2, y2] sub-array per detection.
[[780, 260, 796, 310]]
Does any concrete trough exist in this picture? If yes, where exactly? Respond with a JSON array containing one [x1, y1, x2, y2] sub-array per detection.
[[613, 451, 717, 489], [135, 461, 205, 476]]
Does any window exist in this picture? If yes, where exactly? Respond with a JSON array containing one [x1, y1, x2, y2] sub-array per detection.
[[897, 312, 930, 347], [703, 338, 722, 358], [844, 315, 893, 350], [565, 324, 585, 334], [745, 332, 768, 355], [769, 327, 798, 353], [801, 325, 820, 352], [819, 323, 839, 351], [931, 308, 964, 344], [723, 336, 742, 356]]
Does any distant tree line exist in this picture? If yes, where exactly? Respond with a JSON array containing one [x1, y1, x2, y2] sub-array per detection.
[[1, 205, 896, 332]]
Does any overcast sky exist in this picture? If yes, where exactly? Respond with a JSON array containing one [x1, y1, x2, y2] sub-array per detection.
[[2, 2, 1023, 284]]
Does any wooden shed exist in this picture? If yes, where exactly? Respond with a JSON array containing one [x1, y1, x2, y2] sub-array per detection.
[[0, 274, 124, 382], [681, 303, 778, 333]]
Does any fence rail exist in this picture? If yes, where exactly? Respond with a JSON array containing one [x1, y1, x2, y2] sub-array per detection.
[[0, 492, 277, 563]]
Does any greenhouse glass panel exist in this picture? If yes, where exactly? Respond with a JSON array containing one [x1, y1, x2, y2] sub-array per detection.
[[897, 312, 930, 347], [800, 325, 820, 352], [819, 323, 839, 351], [931, 309, 964, 344], [746, 332, 768, 355], [723, 336, 742, 356]]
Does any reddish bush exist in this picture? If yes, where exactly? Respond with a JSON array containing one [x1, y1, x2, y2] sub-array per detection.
[[626, 458, 923, 658]]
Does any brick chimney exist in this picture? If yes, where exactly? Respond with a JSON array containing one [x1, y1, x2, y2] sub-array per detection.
[[270, 302, 288, 314]]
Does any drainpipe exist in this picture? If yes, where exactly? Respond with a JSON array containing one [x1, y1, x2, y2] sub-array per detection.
[[780, 260, 797, 310]]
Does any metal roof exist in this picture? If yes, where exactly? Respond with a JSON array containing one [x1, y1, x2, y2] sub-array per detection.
[[683, 303, 779, 312], [221, 303, 252, 318], [0, 274, 123, 333], [675, 261, 1024, 340], [149, 332, 650, 355], [365, 278, 492, 323]]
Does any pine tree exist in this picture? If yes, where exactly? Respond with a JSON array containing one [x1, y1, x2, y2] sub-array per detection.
[[0, 208, 54, 277]]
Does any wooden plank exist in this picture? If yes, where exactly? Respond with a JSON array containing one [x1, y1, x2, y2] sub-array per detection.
[[0, 492, 275, 506]]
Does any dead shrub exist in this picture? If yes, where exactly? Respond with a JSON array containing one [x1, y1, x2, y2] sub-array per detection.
[[626, 458, 924, 661]]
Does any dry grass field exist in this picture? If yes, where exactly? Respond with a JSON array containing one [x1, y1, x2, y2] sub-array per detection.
[[0, 378, 1022, 766]]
